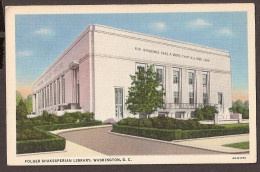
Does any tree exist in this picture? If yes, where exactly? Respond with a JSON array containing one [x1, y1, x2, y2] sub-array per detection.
[[24, 95, 33, 114], [16, 91, 23, 107], [194, 105, 217, 120], [16, 99, 28, 120], [231, 100, 249, 119], [125, 65, 164, 118]]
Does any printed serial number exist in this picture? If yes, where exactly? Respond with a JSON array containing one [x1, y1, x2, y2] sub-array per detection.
[[232, 157, 246, 160]]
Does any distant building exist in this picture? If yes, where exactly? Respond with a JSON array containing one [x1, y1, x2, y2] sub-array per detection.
[[32, 24, 232, 121]]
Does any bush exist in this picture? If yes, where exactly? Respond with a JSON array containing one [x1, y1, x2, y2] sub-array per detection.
[[16, 120, 102, 154], [231, 100, 249, 119], [16, 100, 28, 120], [16, 111, 100, 154], [138, 118, 152, 128], [36, 121, 102, 131], [117, 116, 220, 130], [17, 128, 51, 141], [112, 123, 249, 141], [17, 137, 65, 154], [194, 105, 217, 120]]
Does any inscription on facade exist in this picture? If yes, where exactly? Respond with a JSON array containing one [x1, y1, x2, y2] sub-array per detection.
[[135, 47, 210, 62]]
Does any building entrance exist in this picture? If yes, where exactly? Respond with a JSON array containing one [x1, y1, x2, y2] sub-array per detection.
[[115, 88, 123, 118]]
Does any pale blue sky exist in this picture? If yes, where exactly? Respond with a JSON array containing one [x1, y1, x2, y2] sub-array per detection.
[[15, 12, 248, 97]]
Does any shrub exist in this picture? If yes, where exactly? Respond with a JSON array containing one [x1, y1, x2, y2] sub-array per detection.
[[117, 116, 220, 130], [17, 137, 65, 154], [16, 100, 28, 120], [16, 111, 101, 154], [138, 118, 152, 128], [36, 121, 102, 131], [16, 120, 102, 154], [194, 105, 217, 120], [231, 100, 249, 119], [112, 123, 249, 141], [17, 128, 51, 141]]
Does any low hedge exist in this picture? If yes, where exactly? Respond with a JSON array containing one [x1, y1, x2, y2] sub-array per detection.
[[36, 121, 102, 131], [112, 123, 249, 141], [17, 133, 65, 154], [17, 121, 102, 154], [117, 117, 223, 130]]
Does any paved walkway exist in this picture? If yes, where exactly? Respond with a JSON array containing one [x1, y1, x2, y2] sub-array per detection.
[[17, 125, 248, 158], [171, 134, 249, 153], [59, 126, 222, 155]]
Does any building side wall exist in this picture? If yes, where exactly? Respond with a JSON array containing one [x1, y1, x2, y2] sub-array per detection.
[[78, 58, 91, 112], [33, 29, 91, 93], [33, 28, 91, 114]]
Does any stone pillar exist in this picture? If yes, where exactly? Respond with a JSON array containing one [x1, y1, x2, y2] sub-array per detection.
[[41, 90, 43, 109], [196, 70, 203, 104], [71, 70, 76, 103], [36, 92, 39, 113], [165, 66, 173, 104], [39, 91, 41, 110], [238, 113, 242, 123], [43, 88, 45, 109], [180, 68, 188, 103], [60, 76, 63, 104], [214, 113, 219, 124], [35, 93, 38, 113], [48, 85, 51, 107], [207, 72, 211, 103], [32, 94, 35, 113]]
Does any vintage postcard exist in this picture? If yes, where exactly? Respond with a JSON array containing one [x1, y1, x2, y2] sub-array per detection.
[[6, 4, 256, 165]]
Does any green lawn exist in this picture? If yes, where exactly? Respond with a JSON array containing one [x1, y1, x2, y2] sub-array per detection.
[[224, 141, 249, 149]]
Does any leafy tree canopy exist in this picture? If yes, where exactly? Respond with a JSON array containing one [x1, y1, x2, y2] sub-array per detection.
[[194, 105, 217, 120], [125, 65, 165, 117], [16, 99, 28, 120], [16, 91, 23, 107], [231, 100, 249, 119]]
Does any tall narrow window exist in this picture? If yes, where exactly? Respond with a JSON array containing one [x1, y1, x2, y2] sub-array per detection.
[[202, 74, 207, 85], [135, 63, 146, 72], [188, 72, 194, 85], [173, 70, 179, 84], [115, 88, 123, 118], [189, 92, 194, 104], [218, 93, 223, 105], [203, 93, 208, 104], [174, 92, 179, 103], [156, 68, 163, 83]]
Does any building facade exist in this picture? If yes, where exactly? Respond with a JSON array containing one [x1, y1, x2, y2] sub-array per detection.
[[32, 24, 232, 121]]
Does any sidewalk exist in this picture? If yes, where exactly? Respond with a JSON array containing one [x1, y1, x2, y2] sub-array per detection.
[[171, 134, 249, 153], [110, 131, 249, 154], [17, 125, 111, 158]]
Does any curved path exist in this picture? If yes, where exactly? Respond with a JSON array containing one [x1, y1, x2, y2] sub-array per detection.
[[59, 126, 222, 155]]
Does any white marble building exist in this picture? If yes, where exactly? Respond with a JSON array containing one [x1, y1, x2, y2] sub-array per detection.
[[31, 24, 232, 121]]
